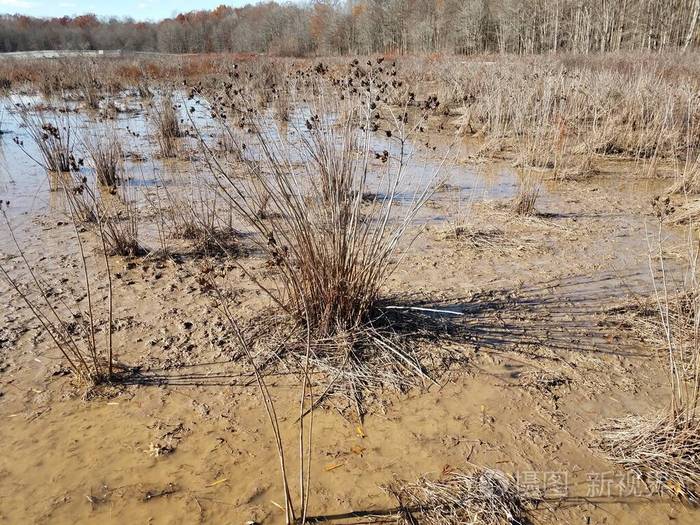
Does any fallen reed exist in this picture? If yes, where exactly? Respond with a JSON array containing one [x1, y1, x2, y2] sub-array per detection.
[[599, 414, 700, 503]]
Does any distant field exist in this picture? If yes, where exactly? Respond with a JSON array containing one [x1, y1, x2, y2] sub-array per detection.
[[0, 50, 185, 59]]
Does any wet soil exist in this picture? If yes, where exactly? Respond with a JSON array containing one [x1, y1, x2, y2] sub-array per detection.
[[0, 92, 697, 524]]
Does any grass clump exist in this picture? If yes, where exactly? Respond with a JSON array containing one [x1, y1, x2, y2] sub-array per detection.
[[84, 130, 123, 187], [203, 78, 440, 413], [387, 467, 537, 525], [62, 175, 141, 257], [100, 188, 142, 257], [599, 414, 699, 503], [173, 192, 238, 256], [599, 230, 700, 503], [212, 98, 430, 335], [511, 174, 541, 216], [151, 92, 181, 158], [15, 107, 80, 174]]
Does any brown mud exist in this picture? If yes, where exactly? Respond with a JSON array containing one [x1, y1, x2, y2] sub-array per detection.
[[0, 91, 697, 524]]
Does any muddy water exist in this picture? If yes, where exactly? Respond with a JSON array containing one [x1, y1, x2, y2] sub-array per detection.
[[0, 93, 528, 268], [0, 91, 697, 524], [0, 94, 519, 220]]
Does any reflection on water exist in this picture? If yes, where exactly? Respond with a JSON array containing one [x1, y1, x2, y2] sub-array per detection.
[[0, 91, 662, 236]]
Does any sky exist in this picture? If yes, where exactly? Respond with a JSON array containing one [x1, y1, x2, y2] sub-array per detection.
[[0, 0, 256, 21]]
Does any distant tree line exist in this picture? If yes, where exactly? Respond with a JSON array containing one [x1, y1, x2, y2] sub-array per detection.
[[0, 1, 698, 56]]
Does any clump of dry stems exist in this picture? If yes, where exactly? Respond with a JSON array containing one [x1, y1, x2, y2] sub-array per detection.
[[77, 60, 102, 110], [599, 228, 700, 503], [669, 152, 700, 196], [201, 69, 441, 414], [151, 91, 181, 158], [137, 80, 153, 100], [511, 173, 541, 216], [84, 130, 123, 187], [172, 183, 237, 255], [65, 176, 141, 256], [143, 165, 237, 256], [15, 106, 80, 174], [64, 178, 98, 223], [387, 467, 537, 525], [0, 202, 115, 385], [99, 187, 142, 257]]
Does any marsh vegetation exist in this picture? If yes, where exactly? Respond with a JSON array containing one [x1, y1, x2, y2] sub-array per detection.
[[0, 49, 699, 524]]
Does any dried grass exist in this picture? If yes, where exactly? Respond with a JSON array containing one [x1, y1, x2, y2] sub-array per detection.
[[0, 202, 115, 385], [598, 227, 700, 503], [77, 60, 102, 110], [83, 130, 123, 187], [151, 91, 181, 158], [200, 73, 441, 414], [669, 153, 700, 195], [64, 178, 141, 256], [14, 106, 79, 174], [599, 414, 700, 503], [511, 174, 541, 216], [100, 186, 142, 257], [447, 55, 700, 172], [387, 467, 537, 525]]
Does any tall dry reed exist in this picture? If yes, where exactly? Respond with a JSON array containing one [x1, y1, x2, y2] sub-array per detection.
[[0, 201, 115, 384], [151, 91, 181, 158], [14, 106, 80, 174], [599, 227, 700, 503]]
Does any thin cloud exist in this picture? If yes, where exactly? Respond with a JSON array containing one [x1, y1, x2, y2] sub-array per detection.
[[0, 0, 38, 8]]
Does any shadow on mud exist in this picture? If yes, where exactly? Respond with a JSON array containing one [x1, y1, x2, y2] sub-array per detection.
[[120, 270, 649, 390]]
